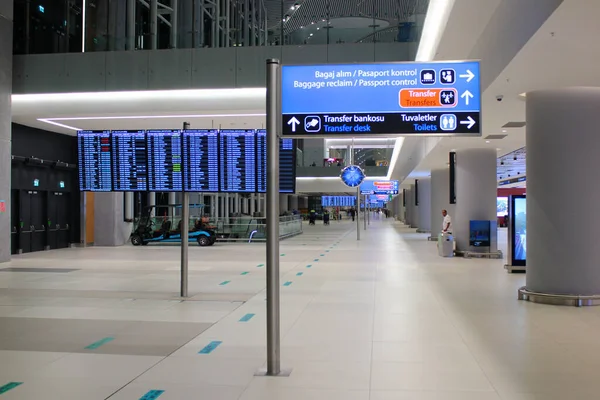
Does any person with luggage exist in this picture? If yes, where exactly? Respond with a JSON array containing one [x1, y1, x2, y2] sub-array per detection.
[[309, 209, 316, 225], [350, 207, 356, 221], [323, 210, 330, 225], [442, 209, 452, 234]]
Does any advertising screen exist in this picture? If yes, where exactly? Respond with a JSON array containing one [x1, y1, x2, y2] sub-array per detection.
[[497, 197, 508, 217], [469, 220, 491, 247], [78, 130, 112, 192], [512, 196, 526, 263]]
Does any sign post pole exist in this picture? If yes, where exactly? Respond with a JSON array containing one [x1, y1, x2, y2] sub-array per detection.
[[266, 59, 281, 376], [364, 195, 367, 231], [368, 201, 371, 225], [180, 122, 190, 298], [356, 187, 360, 241]]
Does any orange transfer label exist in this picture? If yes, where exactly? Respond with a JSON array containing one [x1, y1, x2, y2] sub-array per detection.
[[399, 88, 457, 108]]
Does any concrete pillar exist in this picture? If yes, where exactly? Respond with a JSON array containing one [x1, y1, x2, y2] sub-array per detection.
[[454, 148, 497, 251], [405, 189, 413, 227], [525, 88, 600, 296], [431, 168, 455, 236], [148, 193, 156, 216], [0, 3, 12, 262], [279, 194, 289, 213], [288, 195, 299, 211], [409, 185, 419, 228], [417, 178, 431, 233], [94, 193, 132, 246]]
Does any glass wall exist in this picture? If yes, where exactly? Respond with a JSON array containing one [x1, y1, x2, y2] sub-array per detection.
[[13, 0, 429, 54]]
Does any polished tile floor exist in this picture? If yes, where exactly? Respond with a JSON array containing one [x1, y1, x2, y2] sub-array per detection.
[[1, 216, 600, 399]]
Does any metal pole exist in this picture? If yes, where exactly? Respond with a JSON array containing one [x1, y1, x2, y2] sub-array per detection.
[[356, 187, 360, 240], [364, 195, 367, 230], [243, 0, 249, 46], [181, 121, 190, 298], [170, 0, 178, 48], [368, 201, 370, 225], [199, 0, 205, 47], [266, 59, 281, 376], [126, 0, 135, 50], [150, 0, 158, 49], [180, 192, 189, 297]]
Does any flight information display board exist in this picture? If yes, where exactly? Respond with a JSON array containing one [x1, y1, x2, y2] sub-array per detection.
[[219, 129, 257, 193], [111, 130, 148, 191], [182, 129, 219, 192], [257, 130, 297, 193], [78, 130, 112, 191], [322, 195, 356, 207], [146, 130, 183, 192]]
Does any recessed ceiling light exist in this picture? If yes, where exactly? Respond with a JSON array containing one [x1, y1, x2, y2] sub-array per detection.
[[485, 140, 490, 143], [502, 130, 507, 133], [309, 33, 313, 36]]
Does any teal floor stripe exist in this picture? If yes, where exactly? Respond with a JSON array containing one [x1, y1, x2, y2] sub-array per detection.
[[283, 281, 292, 286], [241, 272, 249, 275], [220, 281, 230, 286], [314, 259, 320, 261], [320, 254, 325, 256], [85, 337, 114, 350], [257, 264, 264, 267], [0, 382, 23, 395], [199, 341, 222, 354], [140, 390, 165, 400], [296, 272, 304, 276], [239, 313, 255, 322], [306, 265, 312, 268]]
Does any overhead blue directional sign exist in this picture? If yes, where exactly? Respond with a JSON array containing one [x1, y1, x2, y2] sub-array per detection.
[[281, 61, 481, 137]]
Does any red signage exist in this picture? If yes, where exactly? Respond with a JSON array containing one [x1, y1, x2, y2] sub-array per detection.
[[0, 201, 5, 213]]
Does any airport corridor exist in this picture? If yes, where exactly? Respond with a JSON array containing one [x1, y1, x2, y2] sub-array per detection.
[[0, 218, 600, 399]]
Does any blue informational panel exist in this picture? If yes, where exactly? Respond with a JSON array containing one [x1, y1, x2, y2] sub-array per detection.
[[78, 130, 112, 192], [111, 130, 148, 192], [146, 130, 183, 192], [360, 180, 399, 195], [182, 129, 219, 192], [219, 129, 257, 193], [281, 61, 481, 137]]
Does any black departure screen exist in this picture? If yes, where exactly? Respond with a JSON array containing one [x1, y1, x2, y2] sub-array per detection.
[[147, 130, 183, 192], [257, 130, 296, 194], [111, 130, 148, 191], [183, 129, 219, 192], [219, 129, 257, 193], [78, 130, 112, 191]]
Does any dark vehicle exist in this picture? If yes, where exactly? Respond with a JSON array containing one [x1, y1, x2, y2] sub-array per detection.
[[130, 204, 216, 247]]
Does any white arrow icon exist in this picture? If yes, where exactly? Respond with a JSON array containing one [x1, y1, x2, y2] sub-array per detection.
[[461, 90, 474, 106], [287, 117, 300, 132], [459, 69, 475, 82], [460, 116, 476, 129]]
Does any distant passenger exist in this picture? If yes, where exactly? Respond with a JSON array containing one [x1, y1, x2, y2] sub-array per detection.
[[442, 209, 452, 234]]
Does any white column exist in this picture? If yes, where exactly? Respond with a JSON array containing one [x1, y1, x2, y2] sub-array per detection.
[[250, 193, 256, 216], [417, 178, 431, 233], [0, 4, 12, 262], [279, 194, 289, 213], [526, 88, 600, 296], [124, 192, 134, 220], [431, 168, 455, 236], [454, 148, 497, 251], [148, 193, 156, 216]]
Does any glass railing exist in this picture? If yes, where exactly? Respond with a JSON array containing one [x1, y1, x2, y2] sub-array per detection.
[[134, 214, 302, 243], [12, 0, 429, 55]]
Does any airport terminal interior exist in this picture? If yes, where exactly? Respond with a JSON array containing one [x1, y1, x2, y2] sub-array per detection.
[[1, 0, 600, 399]]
